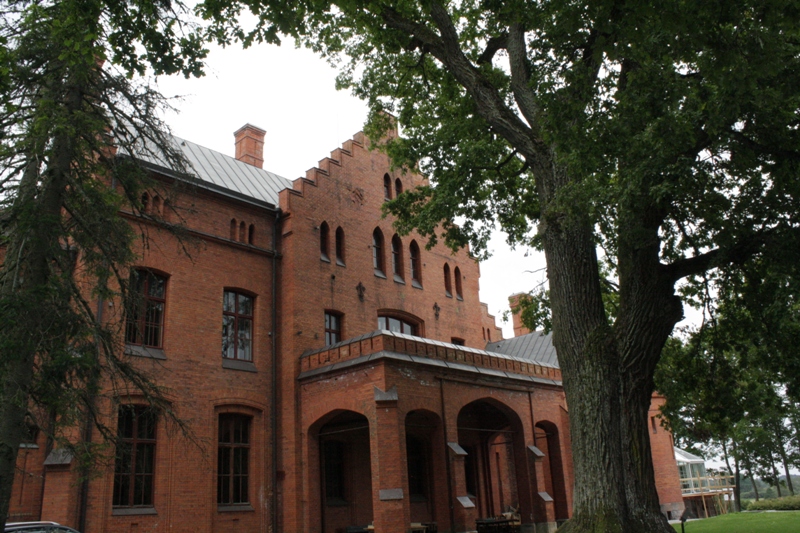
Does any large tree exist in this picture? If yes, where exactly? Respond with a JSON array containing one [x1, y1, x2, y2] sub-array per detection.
[[201, 1, 800, 531], [0, 0, 205, 528]]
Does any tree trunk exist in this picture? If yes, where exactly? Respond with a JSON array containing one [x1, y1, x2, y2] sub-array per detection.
[[749, 471, 759, 501], [778, 441, 794, 496], [770, 458, 782, 498], [535, 157, 674, 533]]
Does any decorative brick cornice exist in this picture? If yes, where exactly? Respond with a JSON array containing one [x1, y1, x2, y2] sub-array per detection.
[[298, 330, 562, 384]]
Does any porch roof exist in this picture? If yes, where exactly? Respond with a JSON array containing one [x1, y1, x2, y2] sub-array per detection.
[[298, 330, 562, 385]]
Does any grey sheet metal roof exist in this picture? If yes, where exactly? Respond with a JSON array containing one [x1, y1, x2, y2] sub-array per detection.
[[674, 447, 706, 464], [485, 330, 559, 368], [123, 131, 292, 208]]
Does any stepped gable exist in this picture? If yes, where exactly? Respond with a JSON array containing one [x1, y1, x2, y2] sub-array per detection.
[[125, 132, 292, 207], [486, 329, 559, 367]]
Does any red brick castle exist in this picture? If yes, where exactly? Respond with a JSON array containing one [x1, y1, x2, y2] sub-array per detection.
[[8, 123, 684, 532]]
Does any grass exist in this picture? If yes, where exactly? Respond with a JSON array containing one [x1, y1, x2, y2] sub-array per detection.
[[671, 511, 800, 533]]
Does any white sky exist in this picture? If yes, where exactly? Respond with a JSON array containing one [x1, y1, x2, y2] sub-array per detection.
[[153, 39, 698, 339]]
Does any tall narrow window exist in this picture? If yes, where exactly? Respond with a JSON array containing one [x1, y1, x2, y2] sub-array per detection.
[[335, 227, 345, 266], [443, 264, 452, 297], [391, 235, 404, 282], [383, 174, 392, 201], [141, 193, 150, 214], [395, 178, 403, 197], [372, 228, 385, 276], [409, 241, 422, 288], [125, 270, 167, 348], [320, 222, 330, 261], [406, 435, 428, 501], [113, 406, 157, 508], [222, 291, 254, 361], [152, 196, 162, 215], [324, 311, 342, 346], [230, 219, 237, 240], [248, 224, 255, 245], [218, 414, 251, 505], [454, 267, 463, 299]]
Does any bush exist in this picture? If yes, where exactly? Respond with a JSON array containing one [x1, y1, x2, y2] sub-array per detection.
[[747, 495, 800, 511]]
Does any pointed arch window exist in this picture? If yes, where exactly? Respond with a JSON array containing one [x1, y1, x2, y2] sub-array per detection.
[[230, 219, 237, 240], [141, 193, 150, 214], [320, 222, 330, 262], [443, 263, 452, 298], [395, 178, 403, 197], [454, 267, 463, 300], [335, 227, 345, 266], [410, 241, 422, 289], [391, 235, 404, 283], [239, 221, 246, 242], [248, 224, 255, 245], [383, 174, 392, 201], [373, 228, 385, 277]]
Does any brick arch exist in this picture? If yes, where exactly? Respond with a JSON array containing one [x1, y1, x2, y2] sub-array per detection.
[[456, 398, 532, 524], [405, 409, 445, 525], [534, 420, 568, 521], [307, 409, 373, 533]]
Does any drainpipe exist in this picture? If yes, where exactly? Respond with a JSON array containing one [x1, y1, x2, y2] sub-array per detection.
[[271, 209, 280, 533], [439, 378, 456, 531]]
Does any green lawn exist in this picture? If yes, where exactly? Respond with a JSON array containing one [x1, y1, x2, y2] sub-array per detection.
[[672, 511, 800, 533]]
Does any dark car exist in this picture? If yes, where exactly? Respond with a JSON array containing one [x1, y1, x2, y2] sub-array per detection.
[[5, 522, 80, 533]]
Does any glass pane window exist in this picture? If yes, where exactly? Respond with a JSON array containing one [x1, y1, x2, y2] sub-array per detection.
[[125, 270, 167, 348], [222, 291, 254, 361], [218, 414, 251, 505], [113, 406, 157, 508], [325, 312, 341, 346], [378, 315, 417, 336]]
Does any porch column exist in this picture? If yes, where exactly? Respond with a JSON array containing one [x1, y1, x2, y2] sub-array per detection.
[[371, 386, 411, 533]]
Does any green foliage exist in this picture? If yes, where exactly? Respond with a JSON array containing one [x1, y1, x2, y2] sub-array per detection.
[[748, 495, 800, 511], [0, 0, 206, 521]]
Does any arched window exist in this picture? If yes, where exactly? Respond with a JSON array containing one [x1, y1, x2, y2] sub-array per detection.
[[372, 228, 385, 276], [391, 234, 404, 282], [383, 174, 392, 201], [378, 311, 423, 337], [395, 178, 403, 197], [230, 219, 237, 240], [239, 221, 246, 242], [152, 195, 162, 215], [335, 227, 345, 266], [125, 269, 167, 348], [443, 263, 452, 297], [409, 241, 422, 288], [141, 192, 150, 214], [248, 224, 255, 245], [320, 222, 330, 261], [454, 267, 463, 299]]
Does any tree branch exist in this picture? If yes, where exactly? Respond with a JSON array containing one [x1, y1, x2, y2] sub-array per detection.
[[507, 23, 540, 130]]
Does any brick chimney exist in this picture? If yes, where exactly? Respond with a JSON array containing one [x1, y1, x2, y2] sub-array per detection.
[[508, 293, 532, 338], [234, 123, 266, 168]]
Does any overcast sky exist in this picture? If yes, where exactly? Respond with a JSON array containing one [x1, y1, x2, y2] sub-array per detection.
[[153, 38, 700, 339], [152, 39, 547, 339]]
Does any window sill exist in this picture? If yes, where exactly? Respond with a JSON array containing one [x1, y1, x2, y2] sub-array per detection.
[[445, 292, 453, 298], [112, 507, 157, 516], [336, 259, 346, 267], [374, 269, 387, 279], [125, 345, 166, 360], [456, 295, 464, 301], [411, 280, 422, 290], [393, 275, 405, 285], [19, 443, 39, 449], [222, 358, 257, 373], [218, 504, 255, 513], [321, 254, 331, 263]]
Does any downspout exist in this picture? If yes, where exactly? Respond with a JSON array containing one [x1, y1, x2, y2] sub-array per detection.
[[78, 174, 116, 530], [271, 209, 280, 533], [438, 378, 456, 531]]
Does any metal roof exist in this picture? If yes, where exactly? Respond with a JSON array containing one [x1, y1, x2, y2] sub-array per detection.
[[674, 447, 706, 464], [485, 330, 559, 368], [122, 131, 292, 208]]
